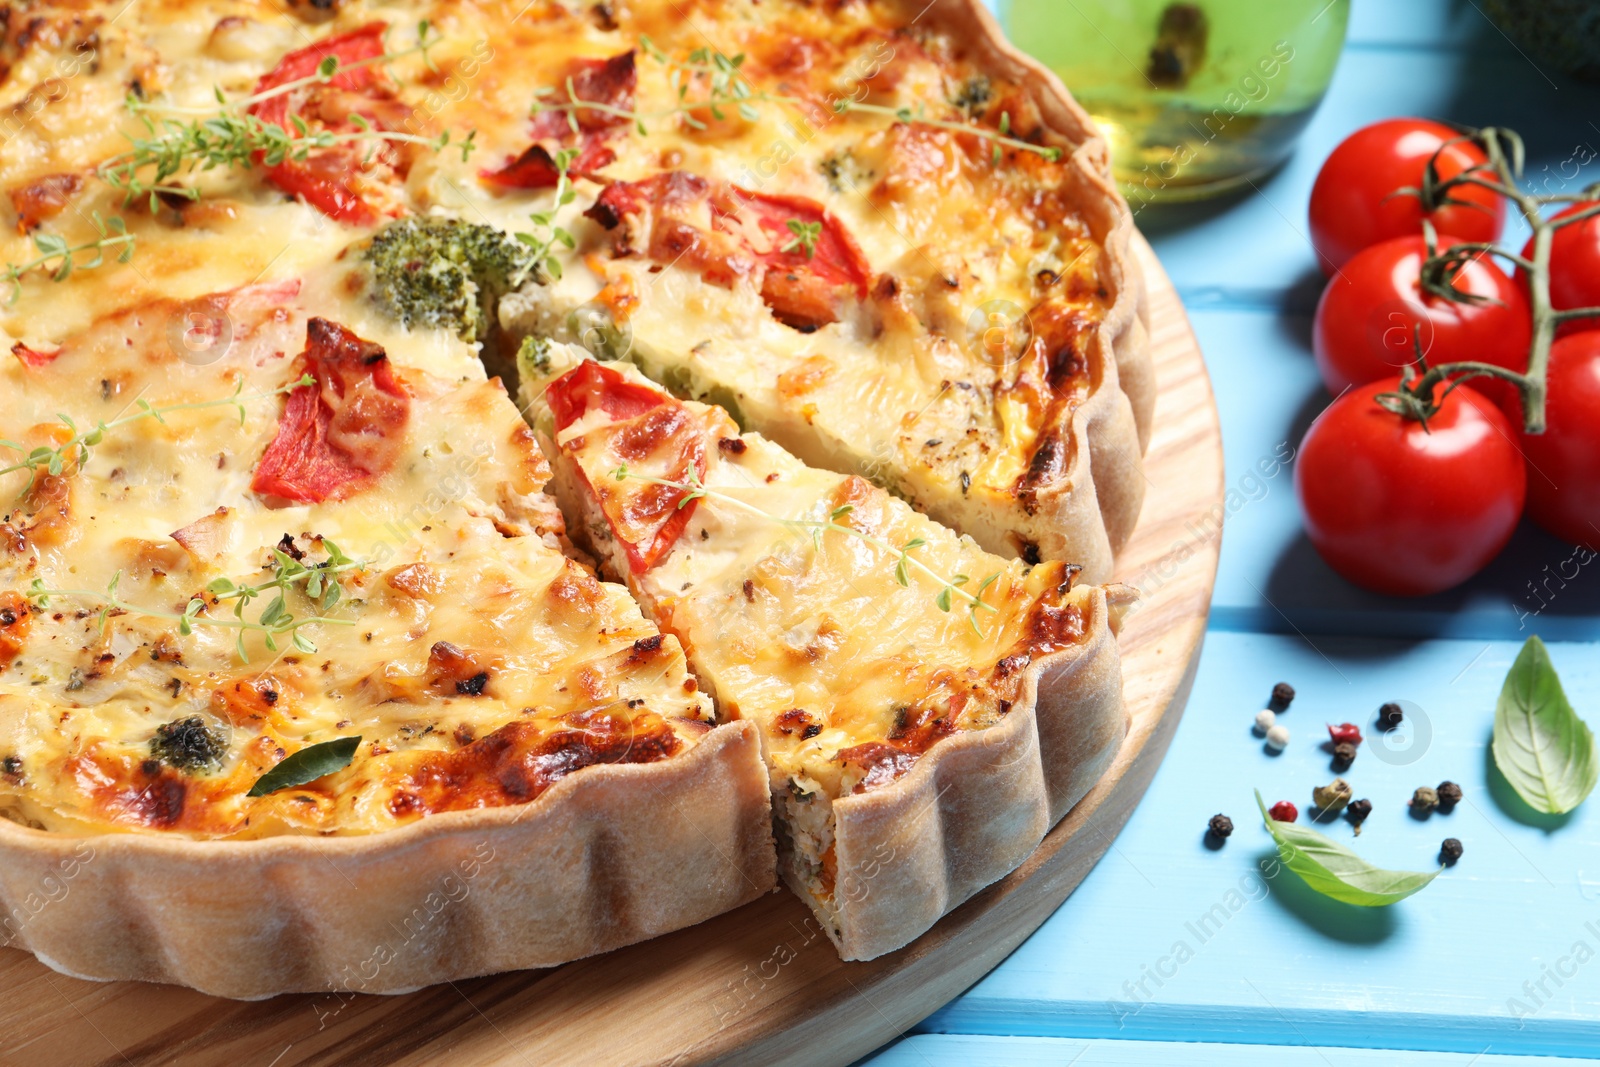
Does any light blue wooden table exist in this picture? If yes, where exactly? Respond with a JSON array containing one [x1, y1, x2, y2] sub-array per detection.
[[863, 2, 1600, 1064]]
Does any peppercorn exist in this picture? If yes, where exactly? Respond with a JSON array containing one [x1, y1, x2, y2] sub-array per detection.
[[1208, 813, 1234, 840], [1346, 798, 1373, 827], [1378, 701, 1404, 729], [1265, 723, 1290, 751], [1437, 781, 1463, 811], [1269, 800, 1298, 822], [1411, 786, 1439, 814], [1333, 741, 1357, 767], [1270, 681, 1295, 712], [1312, 777, 1352, 816], [1440, 837, 1464, 865], [1254, 708, 1276, 735], [1328, 722, 1363, 746]]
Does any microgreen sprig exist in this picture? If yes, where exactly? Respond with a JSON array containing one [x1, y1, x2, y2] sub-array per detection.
[[611, 463, 1002, 635], [513, 147, 579, 281], [0, 374, 313, 497], [2, 213, 135, 304], [532, 39, 1062, 165], [782, 218, 822, 259], [28, 538, 362, 662]]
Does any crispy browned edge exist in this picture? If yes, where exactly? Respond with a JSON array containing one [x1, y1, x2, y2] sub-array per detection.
[[0, 715, 776, 999], [909, 0, 1154, 583], [822, 585, 1130, 960], [529, 361, 1130, 963]]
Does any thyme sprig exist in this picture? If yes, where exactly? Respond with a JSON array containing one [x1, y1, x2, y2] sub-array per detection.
[[610, 463, 1002, 635], [513, 147, 579, 281], [0, 374, 313, 496], [29, 539, 362, 661], [533, 39, 1062, 164], [1391, 127, 1600, 433], [98, 111, 472, 213], [782, 218, 822, 258], [2, 213, 135, 304]]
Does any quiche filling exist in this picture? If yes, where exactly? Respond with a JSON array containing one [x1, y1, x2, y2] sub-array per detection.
[[0, 281, 710, 837], [527, 353, 1097, 929]]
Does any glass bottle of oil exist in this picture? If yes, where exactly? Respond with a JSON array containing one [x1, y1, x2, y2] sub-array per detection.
[[999, 0, 1350, 203]]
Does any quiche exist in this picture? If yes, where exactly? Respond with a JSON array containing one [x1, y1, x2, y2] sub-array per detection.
[[0, 0, 1146, 995], [526, 349, 1129, 959], [0, 274, 774, 995]]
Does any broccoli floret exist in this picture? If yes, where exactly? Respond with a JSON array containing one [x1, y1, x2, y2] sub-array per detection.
[[357, 217, 540, 343], [517, 335, 553, 376], [150, 716, 226, 773]]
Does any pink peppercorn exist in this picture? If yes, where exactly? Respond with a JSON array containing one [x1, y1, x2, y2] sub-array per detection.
[[1328, 723, 1363, 745], [1269, 800, 1298, 822]]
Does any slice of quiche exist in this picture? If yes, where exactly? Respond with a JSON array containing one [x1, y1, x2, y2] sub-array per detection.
[[0, 281, 773, 996], [524, 349, 1129, 960]]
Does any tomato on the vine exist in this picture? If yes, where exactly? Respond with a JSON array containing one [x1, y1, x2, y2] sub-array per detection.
[[1520, 332, 1600, 548], [1519, 202, 1600, 338], [1295, 379, 1526, 597], [1313, 234, 1531, 410], [1309, 118, 1505, 277]]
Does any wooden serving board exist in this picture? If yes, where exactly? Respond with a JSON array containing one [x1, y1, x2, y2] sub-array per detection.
[[0, 235, 1222, 1067]]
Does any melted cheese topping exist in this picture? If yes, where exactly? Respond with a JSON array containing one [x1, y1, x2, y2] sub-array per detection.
[[535, 353, 1091, 802], [0, 267, 708, 837]]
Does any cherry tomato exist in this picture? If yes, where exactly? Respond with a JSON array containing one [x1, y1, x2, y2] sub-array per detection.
[[1309, 118, 1505, 277], [1313, 235, 1530, 417], [1295, 380, 1526, 596], [1520, 333, 1600, 548], [1269, 801, 1298, 823], [1519, 202, 1600, 338]]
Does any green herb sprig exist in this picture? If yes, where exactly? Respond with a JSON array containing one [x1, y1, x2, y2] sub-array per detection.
[[1255, 791, 1440, 906], [1491, 635, 1598, 815], [2, 213, 135, 304], [0, 374, 313, 498], [533, 39, 1062, 165], [610, 463, 1002, 635], [29, 538, 362, 662], [781, 218, 822, 259], [513, 147, 579, 281]]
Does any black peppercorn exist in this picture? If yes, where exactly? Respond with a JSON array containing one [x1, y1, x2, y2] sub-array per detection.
[[1333, 741, 1357, 767], [1345, 798, 1373, 830], [1208, 813, 1234, 840], [1437, 781, 1463, 811], [1378, 701, 1404, 729], [1440, 837, 1464, 865], [1269, 681, 1295, 712]]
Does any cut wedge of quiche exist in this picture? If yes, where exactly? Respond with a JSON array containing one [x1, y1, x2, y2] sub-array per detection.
[[0, 282, 773, 995], [525, 350, 1129, 959]]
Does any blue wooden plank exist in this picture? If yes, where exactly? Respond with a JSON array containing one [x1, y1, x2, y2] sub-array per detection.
[[920, 631, 1600, 1057], [861, 1035, 1596, 1066]]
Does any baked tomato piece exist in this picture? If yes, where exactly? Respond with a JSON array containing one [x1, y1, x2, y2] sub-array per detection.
[[586, 173, 872, 330], [1519, 202, 1600, 338], [1521, 332, 1600, 548], [247, 22, 415, 225], [1295, 379, 1525, 597], [482, 51, 635, 189], [252, 317, 411, 503], [1313, 235, 1531, 415], [545, 360, 706, 573], [1309, 119, 1505, 277]]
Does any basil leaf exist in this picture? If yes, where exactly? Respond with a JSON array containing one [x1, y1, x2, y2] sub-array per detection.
[[1254, 791, 1439, 906], [246, 736, 361, 797], [1492, 635, 1598, 815]]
